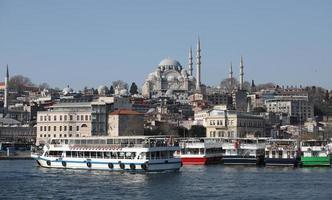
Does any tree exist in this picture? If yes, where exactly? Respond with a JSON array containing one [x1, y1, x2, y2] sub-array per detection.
[[129, 82, 138, 95], [8, 75, 35, 94], [109, 86, 114, 95], [112, 80, 128, 90], [219, 78, 239, 93]]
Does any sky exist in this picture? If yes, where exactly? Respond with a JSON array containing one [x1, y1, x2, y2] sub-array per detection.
[[0, 0, 331, 90]]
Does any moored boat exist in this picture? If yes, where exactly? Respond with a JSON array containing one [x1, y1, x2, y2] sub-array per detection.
[[221, 137, 266, 165], [31, 136, 182, 172], [174, 138, 223, 165], [300, 140, 331, 167], [265, 139, 299, 167]]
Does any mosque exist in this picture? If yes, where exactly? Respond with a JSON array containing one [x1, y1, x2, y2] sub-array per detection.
[[142, 39, 203, 99]]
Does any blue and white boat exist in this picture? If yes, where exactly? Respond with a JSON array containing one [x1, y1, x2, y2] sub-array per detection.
[[31, 136, 182, 172], [265, 139, 299, 166], [221, 137, 266, 165]]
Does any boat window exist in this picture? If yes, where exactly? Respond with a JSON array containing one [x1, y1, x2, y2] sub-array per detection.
[[278, 151, 283, 158], [72, 151, 78, 157], [107, 139, 113, 144], [84, 152, 90, 158], [272, 151, 276, 158], [199, 148, 204, 155], [118, 152, 125, 159], [97, 152, 103, 158], [111, 152, 117, 159], [87, 140, 93, 145], [161, 151, 168, 159], [78, 152, 84, 158], [81, 140, 87, 145], [100, 140, 106, 145], [104, 152, 110, 159], [75, 140, 80, 145], [66, 151, 71, 157], [91, 152, 96, 158]]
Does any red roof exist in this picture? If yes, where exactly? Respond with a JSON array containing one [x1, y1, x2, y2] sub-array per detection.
[[110, 109, 142, 115]]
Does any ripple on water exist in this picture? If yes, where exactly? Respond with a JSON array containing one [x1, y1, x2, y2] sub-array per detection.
[[0, 160, 332, 200]]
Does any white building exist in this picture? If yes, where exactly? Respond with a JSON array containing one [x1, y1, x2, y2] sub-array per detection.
[[265, 96, 313, 122], [36, 101, 92, 145]]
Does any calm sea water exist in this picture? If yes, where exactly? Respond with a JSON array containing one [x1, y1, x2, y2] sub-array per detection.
[[0, 160, 332, 200]]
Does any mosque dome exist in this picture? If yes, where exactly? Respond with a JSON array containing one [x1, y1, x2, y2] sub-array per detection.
[[158, 58, 182, 69], [62, 85, 73, 95]]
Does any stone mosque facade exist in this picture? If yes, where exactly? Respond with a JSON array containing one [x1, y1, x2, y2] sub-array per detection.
[[142, 39, 202, 99]]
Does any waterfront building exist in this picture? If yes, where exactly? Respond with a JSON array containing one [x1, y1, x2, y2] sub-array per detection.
[[36, 99, 92, 145], [203, 106, 265, 138], [91, 96, 132, 136], [265, 95, 314, 123], [108, 109, 144, 136]]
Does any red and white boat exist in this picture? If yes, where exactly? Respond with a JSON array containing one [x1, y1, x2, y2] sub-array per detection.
[[174, 138, 223, 165]]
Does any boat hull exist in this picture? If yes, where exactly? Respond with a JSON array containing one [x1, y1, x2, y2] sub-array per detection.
[[300, 156, 331, 167], [223, 156, 264, 165], [181, 156, 222, 165], [265, 158, 298, 166], [33, 156, 182, 172]]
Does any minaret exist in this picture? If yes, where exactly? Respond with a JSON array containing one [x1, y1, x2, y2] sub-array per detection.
[[228, 62, 233, 79], [188, 47, 193, 76], [4, 65, 9, 114], [196, 37, 201, 90], [239, 56, 244, 90]]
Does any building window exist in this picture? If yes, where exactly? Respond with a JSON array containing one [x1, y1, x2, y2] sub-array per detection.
[[44, 116, 47, 121], [76, 126, 79, 131], [60, 134, 62, 138], [54, 126, 56, 131], [89, 115, 91, 120], [69, 134, 72, 137], [44, 134, 46, 137], [64, 115, 67, 121], [48, 116, 51, 121], [76, 134, 79, 137], [48, 134, 50, 138], [40, 126, 43, 131], [60, 115, 62, 121], [77, 115, 79, 120], [44, 126, 46, 131], [69, 126, 72, 131], [40, 116, 43, 121], [54, 134, 56, 138], [69, 115, 73, 121], [40, 134, 42, 137], [81, 115, 83, 121], [64, 134, 67, 137], [85, 115, 88, 121], [64, 126, 67, 131], [48, 126, 51, 131], [54, 116, 57, 121]]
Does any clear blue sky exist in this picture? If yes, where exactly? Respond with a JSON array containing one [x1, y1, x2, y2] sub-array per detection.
[[0, 0, 331, 90]]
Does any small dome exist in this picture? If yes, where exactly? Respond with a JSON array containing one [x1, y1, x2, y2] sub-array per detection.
[[63, 85, 73, 95]]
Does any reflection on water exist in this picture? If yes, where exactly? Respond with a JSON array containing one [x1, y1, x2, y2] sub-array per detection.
[[0, 160, 332, 200]]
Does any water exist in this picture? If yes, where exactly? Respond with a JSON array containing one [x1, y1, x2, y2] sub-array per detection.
[[0, 160, 332, 200]]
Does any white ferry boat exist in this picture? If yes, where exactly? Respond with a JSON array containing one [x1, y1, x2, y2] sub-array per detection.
[[221, 137, 266, 165], [31, 136, 182, 172], [174, 138, 223, 165], [265, 139, 299, 166]]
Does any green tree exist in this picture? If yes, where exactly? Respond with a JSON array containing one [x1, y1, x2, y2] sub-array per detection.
[[129, 82, 138, 95], [109, 86, 114, 94]]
